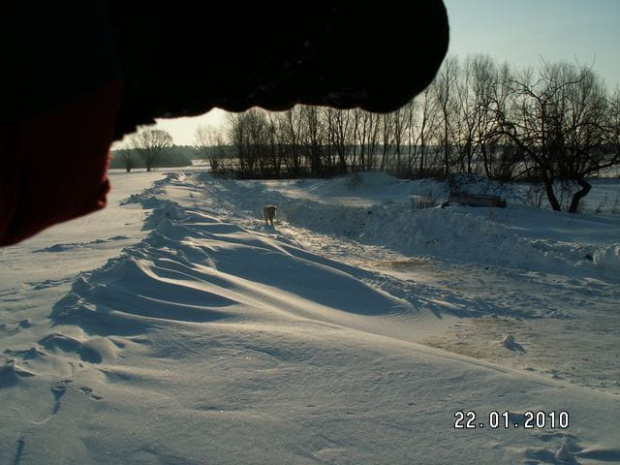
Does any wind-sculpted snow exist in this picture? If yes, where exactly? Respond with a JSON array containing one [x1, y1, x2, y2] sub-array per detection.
[[194, 172, 618, 280], [2, 170, 620, 465], [51, 200, 421, 339], [593, 243, 620, 273], [178, 172, 620, 391], [32, 236, 129, 254]]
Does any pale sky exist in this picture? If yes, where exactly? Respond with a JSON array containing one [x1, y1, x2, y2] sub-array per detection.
[[153, 0, 620, 146], [444, 0, 620, 87]]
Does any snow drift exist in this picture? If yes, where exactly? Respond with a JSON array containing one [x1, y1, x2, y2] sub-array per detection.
[[1, 169, 619, 465]]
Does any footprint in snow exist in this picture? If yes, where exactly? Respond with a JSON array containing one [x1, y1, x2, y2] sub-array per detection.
[[51, 379, 72, 414]]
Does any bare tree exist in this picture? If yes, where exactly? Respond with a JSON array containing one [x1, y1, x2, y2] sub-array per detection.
[[452, 55, 477, 174], [274, 108, 303, 177], [195, 124, 224, 156], [451, 54, 506, 176], [131, 128, 174, 172], [299, 105, 325, 176], [407, 86, 441, 177], [379, 112, 394, 171], [432, 56, 459, 176], [496, 61, 614, 211], [608, 88, 620, 169], [480, 60, 521, 180], [353, 108, 380, 171], [227, 109, 273, 178], [560, 65, 612, 211], [195, 124, 228, 172], [264, 113, 284, 178], [326, 108, 353, 174], [115, 148, 136, 173], [388, 106, 411, 176]]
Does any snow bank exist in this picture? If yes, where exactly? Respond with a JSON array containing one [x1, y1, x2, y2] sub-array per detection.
[[51, 198, 417, 341], [593, 243, 620, 273], [3, 170, 620, 465], [188, 172, 620, 279]]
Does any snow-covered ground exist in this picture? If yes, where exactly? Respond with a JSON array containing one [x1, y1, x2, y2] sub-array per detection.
[[1, 168, 619, 464]]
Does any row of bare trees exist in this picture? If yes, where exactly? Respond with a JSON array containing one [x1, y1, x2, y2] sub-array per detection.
[[196, 54, 620, 212]]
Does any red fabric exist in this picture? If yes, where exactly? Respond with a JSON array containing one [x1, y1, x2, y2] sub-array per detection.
[[0, 80, 123, 246]]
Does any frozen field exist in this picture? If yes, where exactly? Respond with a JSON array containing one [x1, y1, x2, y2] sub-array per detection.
[[1, 168, 619, 464]]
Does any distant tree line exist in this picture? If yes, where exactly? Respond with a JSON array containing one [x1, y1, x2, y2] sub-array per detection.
[[197, 54, 620, 213], [112, 128, 192, 171]]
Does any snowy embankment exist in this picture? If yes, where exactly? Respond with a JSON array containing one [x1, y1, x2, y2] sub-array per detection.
[[1, 170, 619, 464]]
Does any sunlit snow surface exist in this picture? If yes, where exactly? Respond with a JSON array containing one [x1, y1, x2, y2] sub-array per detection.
[[1, 169, 619, 464]]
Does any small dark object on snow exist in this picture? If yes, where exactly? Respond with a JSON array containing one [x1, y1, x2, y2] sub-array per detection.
[[446, 193, 507, 208]]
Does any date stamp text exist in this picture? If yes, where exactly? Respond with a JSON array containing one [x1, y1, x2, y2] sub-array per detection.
[[454, 410, 570, 430]]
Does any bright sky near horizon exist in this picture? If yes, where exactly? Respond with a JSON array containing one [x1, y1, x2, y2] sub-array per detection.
[[152, 0, 620, 146]]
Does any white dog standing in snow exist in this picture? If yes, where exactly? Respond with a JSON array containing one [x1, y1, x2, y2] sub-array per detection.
[[263, 205, 277, 226]]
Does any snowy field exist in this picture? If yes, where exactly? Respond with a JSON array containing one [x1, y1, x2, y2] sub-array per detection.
[[1, 168, 619, 464]]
